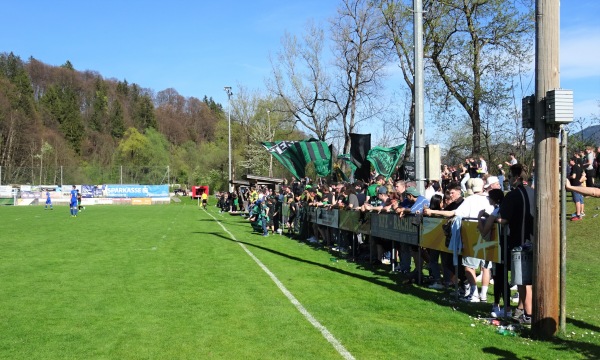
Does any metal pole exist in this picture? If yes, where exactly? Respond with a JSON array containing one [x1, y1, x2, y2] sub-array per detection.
[[413, 0, 425, 195], [225, 87, 233, 192], [559, 127, 568, 333], [533, 0, 560, 338], [267, 110, 273, 177]]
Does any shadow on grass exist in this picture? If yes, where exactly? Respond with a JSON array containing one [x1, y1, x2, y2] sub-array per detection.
[[211, 234, 401, 293], [203, 215, 600, 356], [567, 316, 600, 333]]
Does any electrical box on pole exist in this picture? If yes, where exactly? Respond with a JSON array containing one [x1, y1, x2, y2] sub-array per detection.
[[425, 144, 441, 181], [546, 89, 573, 124], [522, 94, 535, 129]]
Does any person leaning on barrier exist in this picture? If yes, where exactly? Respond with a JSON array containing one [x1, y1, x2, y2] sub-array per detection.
[[566, 182, 600, 197], [393, 187, 430, 217]]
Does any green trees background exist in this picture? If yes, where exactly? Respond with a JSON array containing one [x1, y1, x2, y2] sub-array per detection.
[[0, 52, 302, 190]]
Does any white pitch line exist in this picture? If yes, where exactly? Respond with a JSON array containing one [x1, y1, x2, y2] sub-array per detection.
[[205, 211, 355, 360]]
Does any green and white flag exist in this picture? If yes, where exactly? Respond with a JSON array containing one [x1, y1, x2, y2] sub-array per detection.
[[366, 144, 406, 178], [338, 153, 358, 171], [262, 139, 331, 179]]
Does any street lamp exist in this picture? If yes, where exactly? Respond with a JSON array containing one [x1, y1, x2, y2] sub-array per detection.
[[224, 86, 233, 192]]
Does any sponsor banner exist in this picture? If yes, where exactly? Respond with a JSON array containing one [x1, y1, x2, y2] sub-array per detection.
[[421, 217, 500, 263], [131, 198, 152, 205], [316, 208, 339, 228], [105, 184, 169, 198], [307, 207, 317, 222], [81, 185, 104, 198], [338, 210, 360, 232], [337, 209, 371, 235], [20, 191, 42, 199], [0, 185, 13, 198], [461, 220, 501, 262], [421, 217, 448, 252], [112, 198, 132, 205], [282, 203, 290, 218], [370, 213, 419, 245]]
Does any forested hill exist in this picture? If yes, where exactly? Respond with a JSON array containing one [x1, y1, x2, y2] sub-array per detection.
[[0, 52, 232, 188]]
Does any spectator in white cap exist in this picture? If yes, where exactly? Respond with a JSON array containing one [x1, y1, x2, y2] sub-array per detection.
[[484, 176, 501, 191]]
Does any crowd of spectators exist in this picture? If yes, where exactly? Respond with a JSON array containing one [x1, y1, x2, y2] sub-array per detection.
[[220, 153, 543, 324]]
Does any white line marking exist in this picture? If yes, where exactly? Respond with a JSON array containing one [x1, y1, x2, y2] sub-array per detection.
[[205, 211, 355, 360]]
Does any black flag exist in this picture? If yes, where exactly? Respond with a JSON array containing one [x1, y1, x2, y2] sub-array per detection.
[[350, 133, 371, 182]]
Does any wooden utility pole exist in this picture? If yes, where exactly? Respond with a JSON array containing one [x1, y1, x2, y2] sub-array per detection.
[[533, 0, 560, 338]]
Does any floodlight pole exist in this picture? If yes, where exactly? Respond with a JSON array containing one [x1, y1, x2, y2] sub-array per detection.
[[225, 87, 233, 192], [413, 0, 425, 195], [267, 110, 273, 177]]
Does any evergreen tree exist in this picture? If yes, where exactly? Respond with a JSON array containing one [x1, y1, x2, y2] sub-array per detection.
[[135, 95, 157, 130], [116, 79, 129, 96], [41, 84, 84, 153], [90, 77, 109, 131], [0, 52, 35, 116], [109, 100, 125, 138]]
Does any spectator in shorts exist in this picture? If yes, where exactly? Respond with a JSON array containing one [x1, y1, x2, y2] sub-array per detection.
[[568, 157, 585, 221], [424, 178, 493, 302], [498, 164, 535, 324]]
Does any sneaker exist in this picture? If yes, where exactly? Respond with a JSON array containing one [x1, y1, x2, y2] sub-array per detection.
[[581, 212, 586, 217], [571, 215, 582, 221], [491, 304, 501, 314], [449, 284, 469, 297], [491, 307, 512, 318], [479, 295, 488, 303], [429, 282, 445, 290], [519, 313, 532, 325], [460, 294, 480, 303], [512, 308, 524, 320], [511, 293, 519, 303]]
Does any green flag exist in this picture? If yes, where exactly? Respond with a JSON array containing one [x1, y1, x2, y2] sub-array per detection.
[[366, 144, 406, 178], [338, 153, 357, 171], [262, 139, 331, 179]]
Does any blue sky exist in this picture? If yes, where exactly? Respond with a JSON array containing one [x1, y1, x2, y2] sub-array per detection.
[[2, 1, 599, 124]]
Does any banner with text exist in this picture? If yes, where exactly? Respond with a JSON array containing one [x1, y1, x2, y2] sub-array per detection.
[[105, 184, 169, 198], [370, 213, 419, 245]]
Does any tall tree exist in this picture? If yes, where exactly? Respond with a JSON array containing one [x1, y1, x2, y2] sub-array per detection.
[[90, 77, 109, 131], [330, 0, 389, 155], [41, 84, 84, 153], [109, 100, 125, 138], [134, 94, 157, 130], [424, 0, 534, 155], [268, 22, 339, 141]]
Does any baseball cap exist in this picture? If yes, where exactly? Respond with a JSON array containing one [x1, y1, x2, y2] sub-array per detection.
[[404, 187, 420, 197], [484, 176, 499, 189], [378, 186, 388, 195], [468, 178, 484, 193]]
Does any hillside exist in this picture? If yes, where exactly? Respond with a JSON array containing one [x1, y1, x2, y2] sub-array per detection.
[[0, 52, 237, 188]]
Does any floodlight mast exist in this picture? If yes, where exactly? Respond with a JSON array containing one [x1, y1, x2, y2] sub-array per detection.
[[224, 87, 233, 192]]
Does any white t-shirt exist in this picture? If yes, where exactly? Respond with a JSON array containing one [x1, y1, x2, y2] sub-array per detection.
[[454, 193, 494, 219], [479, 159, 488, 174], [586, 152, 594, 170]]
